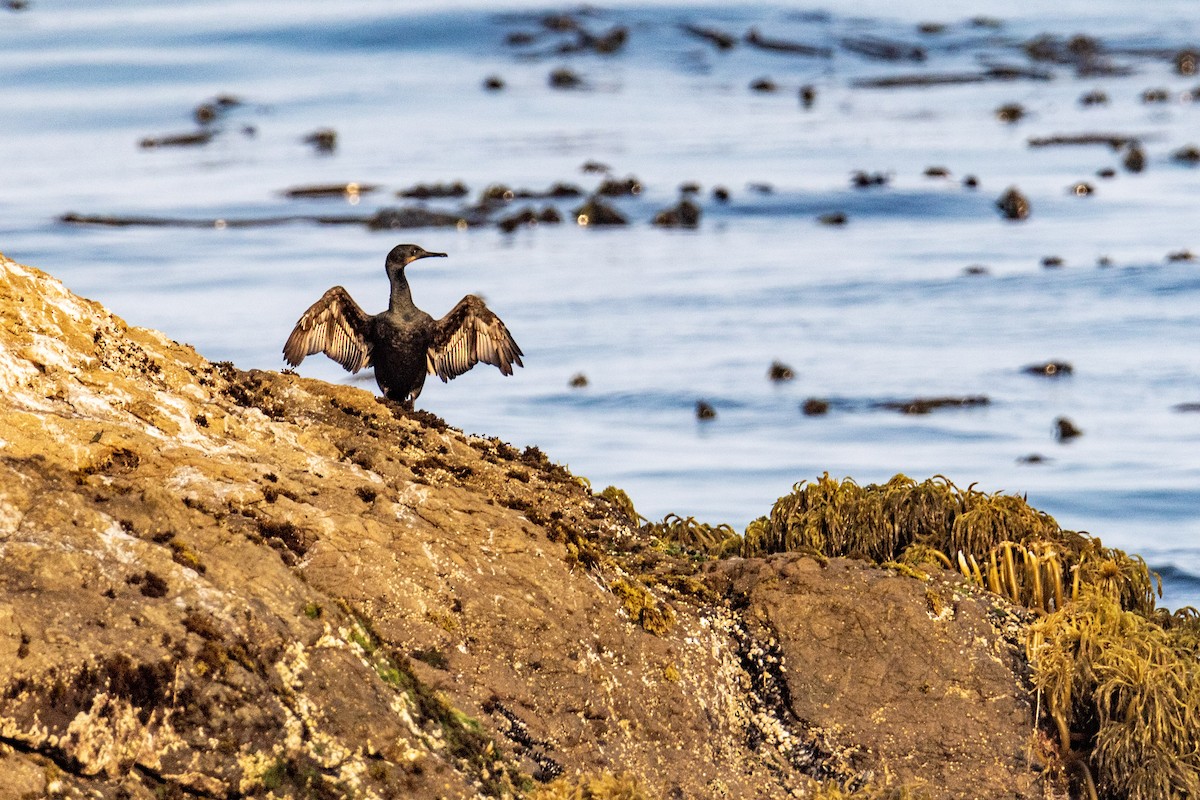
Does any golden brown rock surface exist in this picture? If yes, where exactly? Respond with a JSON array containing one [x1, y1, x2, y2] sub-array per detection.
[[0, 253, 1064, 799]]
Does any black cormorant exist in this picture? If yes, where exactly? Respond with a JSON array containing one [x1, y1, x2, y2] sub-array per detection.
[[283, 244, 523, 409]]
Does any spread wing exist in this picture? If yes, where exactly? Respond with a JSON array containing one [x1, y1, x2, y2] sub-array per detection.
[[427, 294, 524, 383], [283, 286, 372, 373]]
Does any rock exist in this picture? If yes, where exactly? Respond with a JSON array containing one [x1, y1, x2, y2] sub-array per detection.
[[0, 255, 1065, 798]]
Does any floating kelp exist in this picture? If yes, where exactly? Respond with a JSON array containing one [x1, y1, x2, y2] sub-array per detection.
[[302, 127, 336, 153], [745, 27, 832, 58], [497, 206, 561, 233], [1024, 361, 1073, 377], [840, 35, 925, 62], [1027, 133, 1134, 148], [652, 199, 700, 228], [853, 65, 1051, 88], [994, 102, 1026, 123], [398, 181, 470, 199], [572, 197, 626, 226], [548, 67, 584, 88], [680, 23, 737, 51], [996, 186, 1030, 220], [282, 182, 379, 199], [139, 130, 214, 148], [596, 176, 642, 196], [60, 206, 478, 230], [767, 361, 795, 382], [1123, 142, 1147, 173], [1172, 145, 1200, 164], [874, 395, 988, 414], [850, 170, 889, 188], [1055, 416, 1083, 441], [801, 398, 830, 416]]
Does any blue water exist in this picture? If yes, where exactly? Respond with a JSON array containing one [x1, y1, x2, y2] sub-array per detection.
[[3, 1, 1199, 608]]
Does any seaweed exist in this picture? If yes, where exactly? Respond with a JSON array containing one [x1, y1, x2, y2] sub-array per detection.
[[743, 473, 1159, 615], [609, 578, 675, 635], [644, 513, 741, 558], [1029, 592, 1200, 799], [530, 771, 651, 799]]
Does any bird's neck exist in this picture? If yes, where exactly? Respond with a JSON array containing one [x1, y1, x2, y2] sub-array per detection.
[[388, 269, 415, 313]]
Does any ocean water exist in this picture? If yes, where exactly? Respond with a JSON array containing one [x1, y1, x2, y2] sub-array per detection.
[[3, 0, 1199, 607]]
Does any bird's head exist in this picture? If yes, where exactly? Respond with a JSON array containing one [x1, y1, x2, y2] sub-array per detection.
[[385, 244, 448, 277]]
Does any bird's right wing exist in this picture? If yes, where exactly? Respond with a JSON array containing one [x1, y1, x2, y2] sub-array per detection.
[[283, 286, 372, 373]]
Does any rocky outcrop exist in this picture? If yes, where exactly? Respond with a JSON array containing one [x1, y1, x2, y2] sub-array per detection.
[[0, 253, 1064, 799]]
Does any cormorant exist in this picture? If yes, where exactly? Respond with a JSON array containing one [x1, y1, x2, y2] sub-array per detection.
[[283, 244, 523, 409]]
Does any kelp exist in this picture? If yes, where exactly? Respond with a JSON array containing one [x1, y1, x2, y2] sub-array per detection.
[[742, 473, 1159, 615], [1029, 592, 1200, 799], [645, 512, 742, 557]]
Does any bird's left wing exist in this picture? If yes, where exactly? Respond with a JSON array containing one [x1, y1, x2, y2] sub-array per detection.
[[427, 294, 524, 382], [283, 286, 372, 373]]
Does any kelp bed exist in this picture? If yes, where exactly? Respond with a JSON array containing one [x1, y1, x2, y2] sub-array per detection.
[[640, 474, 1200, 800]]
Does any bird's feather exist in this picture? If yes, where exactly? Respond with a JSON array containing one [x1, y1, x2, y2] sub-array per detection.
[[283, 286, 373, 373], [427, 294, 524, 382]]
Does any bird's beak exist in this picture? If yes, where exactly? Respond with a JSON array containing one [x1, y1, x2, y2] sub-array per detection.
[[415, 250, 448, 262]]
